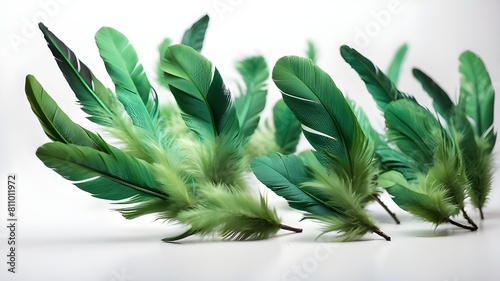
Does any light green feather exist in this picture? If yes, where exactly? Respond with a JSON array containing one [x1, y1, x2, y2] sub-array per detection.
[[459, 50, 496, 151], [386, 43, 408, 86], [95, 27, 159, 132], [170, 186, 281, 241], [234, 55, 269, 140]]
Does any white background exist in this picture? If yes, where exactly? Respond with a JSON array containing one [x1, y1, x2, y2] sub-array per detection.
[[1, 0, 499, 280]]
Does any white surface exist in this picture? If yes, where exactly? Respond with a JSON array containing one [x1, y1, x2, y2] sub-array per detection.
[[1, 0, 499, 280]]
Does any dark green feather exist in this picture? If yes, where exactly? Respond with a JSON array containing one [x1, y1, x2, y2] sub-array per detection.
[[412, 68, 454, 121], [38, 23, 118, 126], [251, 153, 336, 216], [340, 45, 411, 111], [161, 44, 240, 141], [273, 56, 358, 167]]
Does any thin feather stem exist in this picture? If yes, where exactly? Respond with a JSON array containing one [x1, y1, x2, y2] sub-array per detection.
[[447, 219, 477, 231], [461, 208, 478, 230], [479, 207, 484, 220], [372, 228, 391, 241], [279, 224, 303, 233], [371, 194, 400, 224]]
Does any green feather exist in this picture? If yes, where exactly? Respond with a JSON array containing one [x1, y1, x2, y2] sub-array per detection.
[[36, 142, 167, 202], [234, 55, 269, 140], [161, 44, 240, 141], [273, 56, 370, 178], [453, 111, 493, 215], [95, 27, 159, 132], [386, 43, 408, 86], [25, 75, 102, 149], [262, 56, 389, 240], [251, 153, 336, 216], [378, 171, 457, 224], [180, 14, 210, 52], [272, 99, 302, 154], [306, 40, 317, 62], [458, 50, 496, 150], [347, 97, 386, 150], [412, 68, 454, 122], [38, 23, 120, 127], [340, 45, 412, 111], [157, 38, 172, 88], [384, 99, 440, 167], [172, 186, 281, 241]]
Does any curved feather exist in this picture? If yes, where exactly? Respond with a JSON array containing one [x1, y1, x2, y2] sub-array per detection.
[[272, 56, 368, 175], [181, 14, 210, 52], [95, 27, 159, 128], [386, 43, 408, 86], [38, 23, 119, 126], [453, 111, 493, 213], [251, 153, 337, 216], [340, 45, 411, 111], [36, 142, 168, 202], [459, 50, 496, 149], [234, 55, 269, 140], [412, 68, 454, 121], [25, 75, 100, 149], [161, 44, 240, 141]]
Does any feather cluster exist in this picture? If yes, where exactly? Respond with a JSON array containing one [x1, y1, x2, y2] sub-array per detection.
[[26, 16, 496, 242], [27, 16, 303, 242], [341, 44, 495, 230], [252, 56, 392, 241]]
